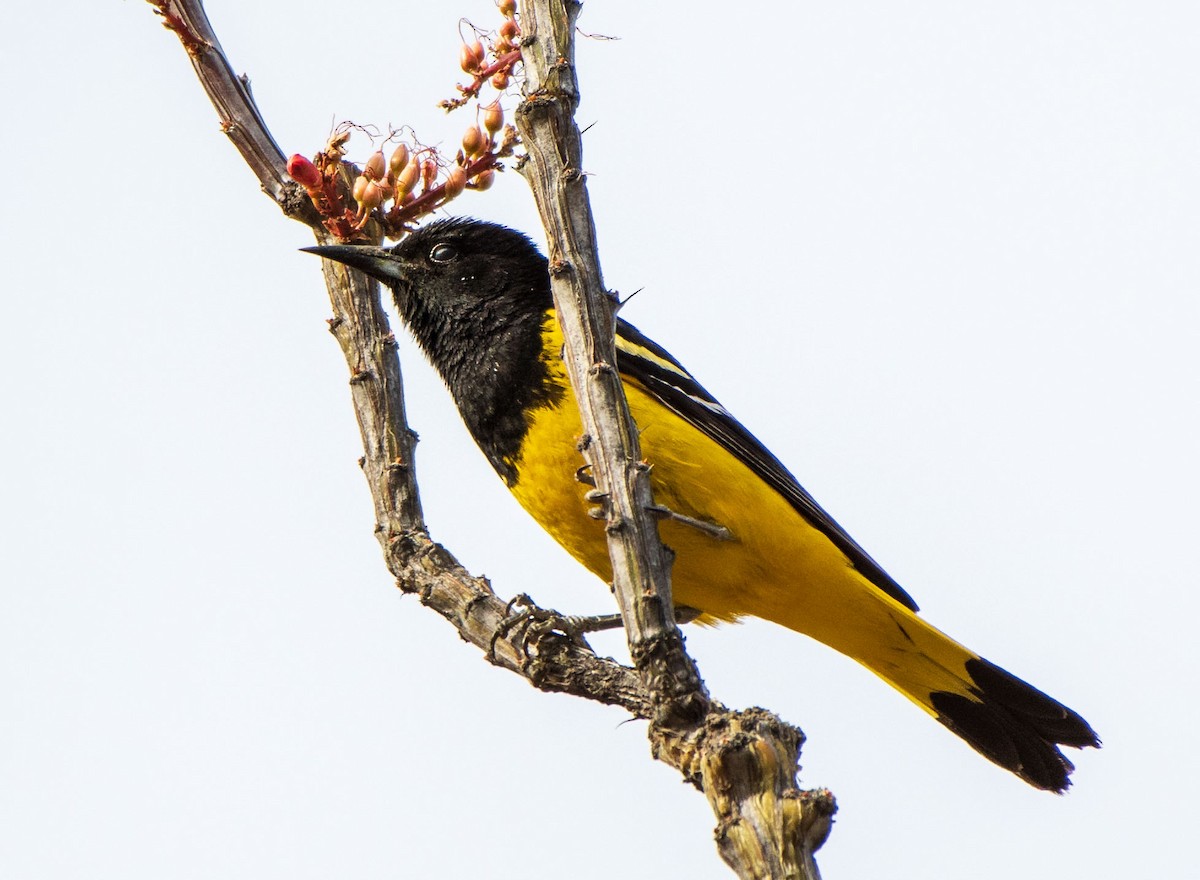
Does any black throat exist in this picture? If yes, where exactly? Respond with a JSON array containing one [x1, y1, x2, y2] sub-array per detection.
[[391, 275, 560, 485]]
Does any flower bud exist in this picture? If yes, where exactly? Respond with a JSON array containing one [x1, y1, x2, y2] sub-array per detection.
[[287, 154, 323, 191], [490, 71, 510, 90], [358, 178, 387, 212], [500, 19, 519, 40], [388, 144, 410, 181], [462, 125, 487, 159], [422, 158, 438, 191], [499, 0, 517, 17], [395, 157, 421, 194], [364, 150, 386, 182], [443, 165, 467, 199], [482, 100, 504, 135], [472, 168, 495, 191], [459, 39, 485, 74], [352, 174, 369, 203]]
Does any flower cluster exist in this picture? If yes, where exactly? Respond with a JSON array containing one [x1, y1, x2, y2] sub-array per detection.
[[442, 0, 522, 110], [286, 0, 523, 241]]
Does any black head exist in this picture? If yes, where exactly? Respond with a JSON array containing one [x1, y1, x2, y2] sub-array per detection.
[[302, 218, 551, 327], [302, 218, 559, 482]]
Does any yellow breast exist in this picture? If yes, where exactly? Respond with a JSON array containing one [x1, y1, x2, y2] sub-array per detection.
[[507, 314, 883, 639]]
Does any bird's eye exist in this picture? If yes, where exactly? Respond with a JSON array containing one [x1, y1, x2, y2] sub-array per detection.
[[429, 243, 459, 264]]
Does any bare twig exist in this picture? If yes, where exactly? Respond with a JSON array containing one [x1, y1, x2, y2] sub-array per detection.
[[514, 2, 834, 876], [515, 0, 707, 732], [148, 0, 316, 224]]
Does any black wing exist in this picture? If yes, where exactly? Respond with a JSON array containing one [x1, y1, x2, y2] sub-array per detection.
[[614, 319, 919, 612]]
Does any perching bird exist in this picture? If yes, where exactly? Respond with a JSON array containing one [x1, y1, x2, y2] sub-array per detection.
[[305, 218, 1099, 791]]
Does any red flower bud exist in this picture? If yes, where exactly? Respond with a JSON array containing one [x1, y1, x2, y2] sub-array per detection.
[[287, 154, 323, 191]]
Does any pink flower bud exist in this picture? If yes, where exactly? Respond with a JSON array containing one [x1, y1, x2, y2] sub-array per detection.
[[462, 126, 487, 158], [395, 157, 421, 194], [388, 144, 410, 181], [444, 166, 467, 199], [472, 169, 495, 191], [490, 71, 510, 90], [500, 19, 519, 40], [483, 100, 505, 135], [358, 178, 386, 212], [459, 40, 485, 74], [364, 150, 386, 182], [287, 154, 323, 191]]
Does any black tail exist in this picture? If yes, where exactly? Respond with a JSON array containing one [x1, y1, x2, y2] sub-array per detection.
[[930, 657, 1100, 792]]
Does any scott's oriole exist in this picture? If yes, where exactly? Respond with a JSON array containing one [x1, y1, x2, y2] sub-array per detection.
[[305, 218, 1099, 792]]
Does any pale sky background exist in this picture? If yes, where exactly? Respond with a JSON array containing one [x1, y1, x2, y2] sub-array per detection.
[[2, 2, 1197, 878]]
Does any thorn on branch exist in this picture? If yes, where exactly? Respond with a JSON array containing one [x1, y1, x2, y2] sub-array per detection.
[[149, 2, 208, 56]]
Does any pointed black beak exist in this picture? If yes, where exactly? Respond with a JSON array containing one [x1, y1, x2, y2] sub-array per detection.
[[300, 244, 406, 285]]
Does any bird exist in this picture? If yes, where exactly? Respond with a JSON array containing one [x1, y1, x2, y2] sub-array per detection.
[[304, 217, 1099, 792]]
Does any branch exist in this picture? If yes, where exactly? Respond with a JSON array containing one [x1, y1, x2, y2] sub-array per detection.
[[515, 2, 834, 876], [149, 1, 317, 224], [514, 0, 706, 731]]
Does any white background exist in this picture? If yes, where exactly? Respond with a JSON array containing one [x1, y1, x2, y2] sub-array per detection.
[[2, 2, 1196, 877]]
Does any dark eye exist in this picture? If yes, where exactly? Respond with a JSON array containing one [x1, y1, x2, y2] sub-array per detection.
[[429, 243, 459, 264]]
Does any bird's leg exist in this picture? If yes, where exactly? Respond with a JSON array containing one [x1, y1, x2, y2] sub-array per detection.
[[559, 604, 703, 633]]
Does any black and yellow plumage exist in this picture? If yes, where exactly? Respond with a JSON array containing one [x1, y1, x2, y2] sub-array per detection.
[[306, 218, 1099, 792]]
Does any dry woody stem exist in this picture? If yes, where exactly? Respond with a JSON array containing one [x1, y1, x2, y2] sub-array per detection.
[[149, 1, 834, 877], [513, 3, 833, 876]]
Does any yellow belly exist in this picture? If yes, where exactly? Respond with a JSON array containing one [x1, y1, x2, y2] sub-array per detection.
[[506, 319, 948, 683]]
